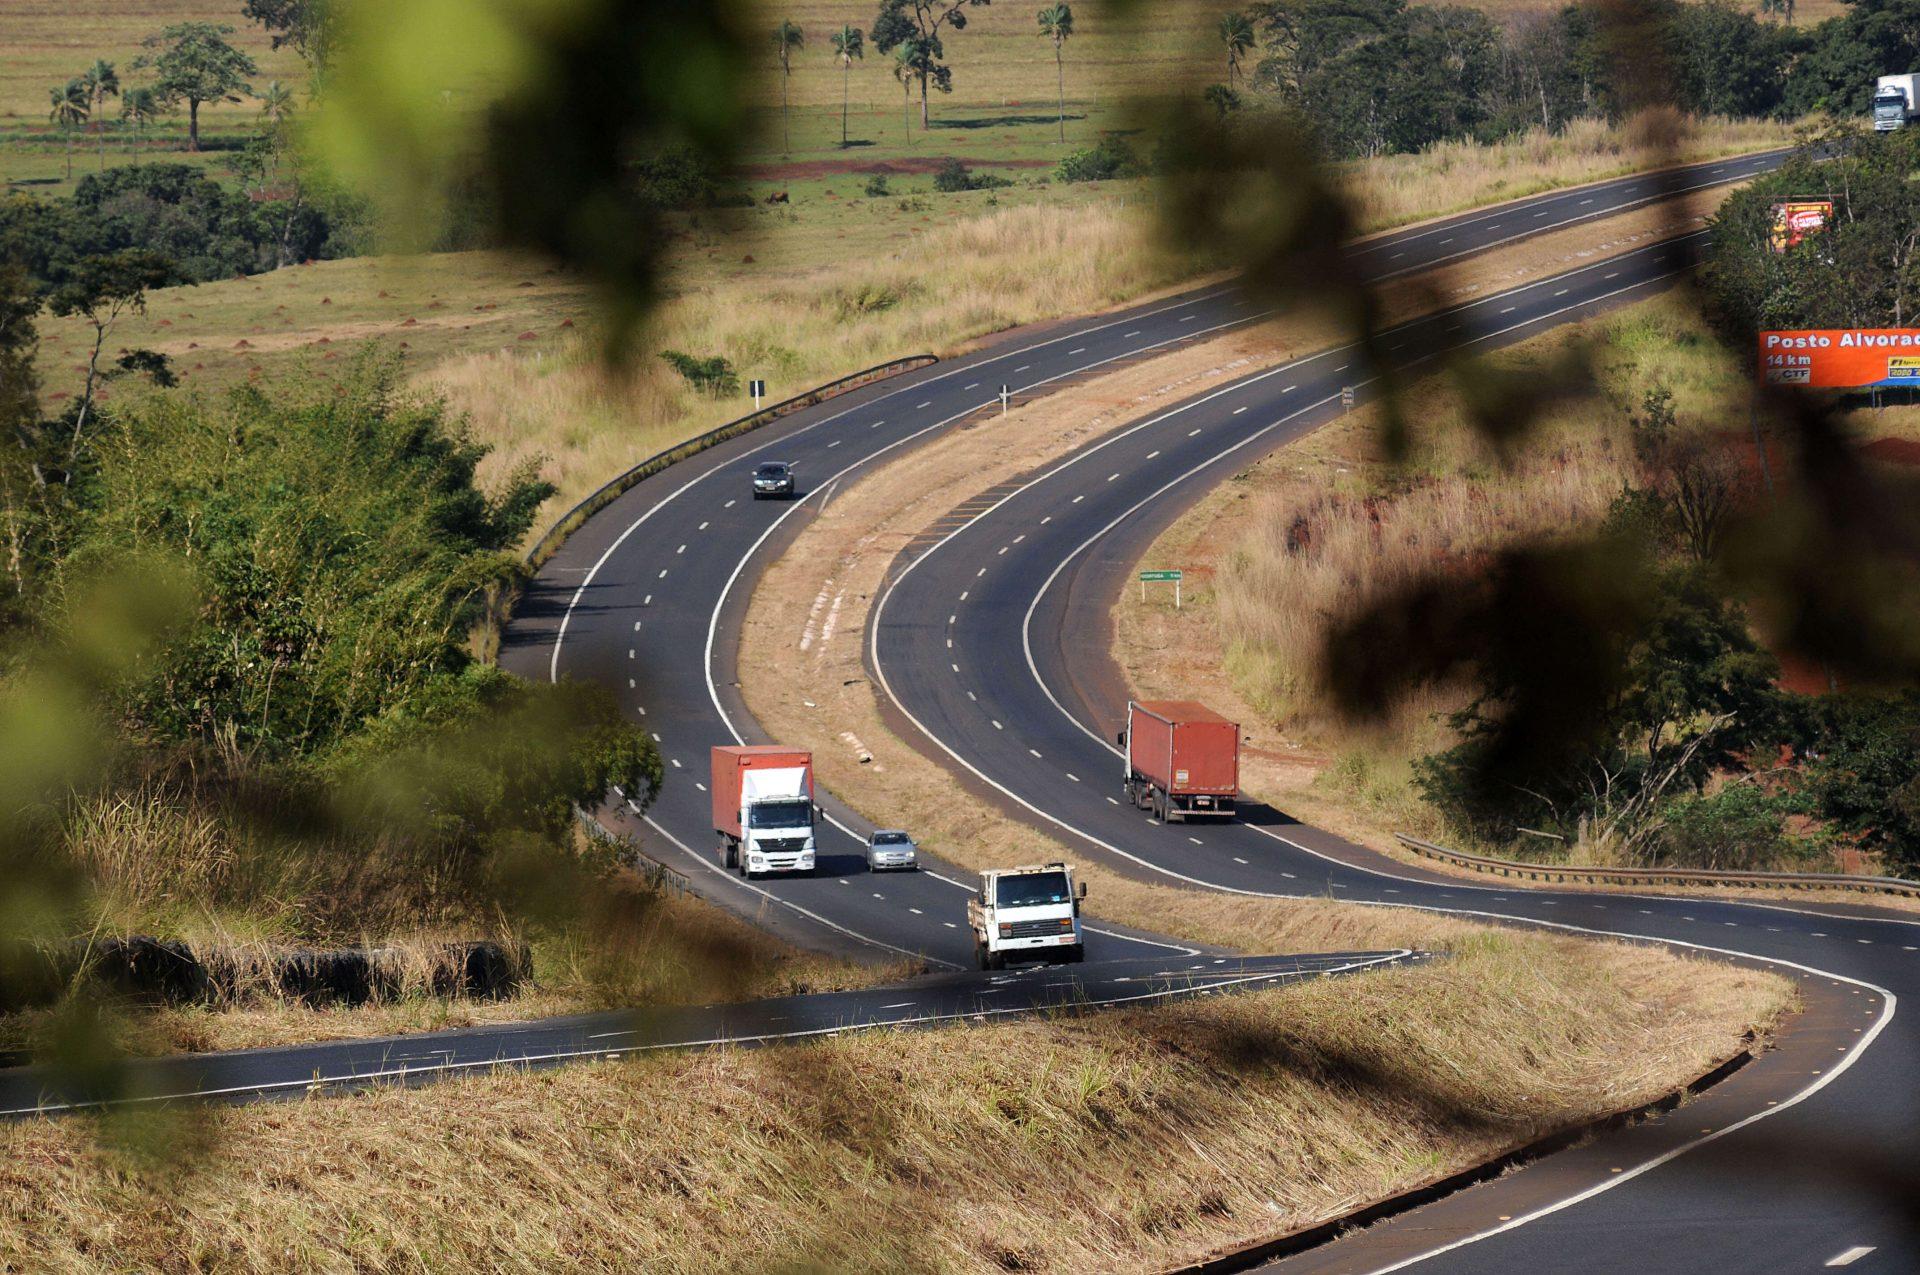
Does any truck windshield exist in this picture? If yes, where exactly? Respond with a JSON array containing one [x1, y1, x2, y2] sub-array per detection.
[[749, 800, 812, 829], [996, 872, 1071, 907]]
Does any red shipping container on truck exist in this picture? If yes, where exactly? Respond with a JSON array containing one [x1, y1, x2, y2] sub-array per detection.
[[1124, 700, 1240, 823], [710, 745, 813, 840]]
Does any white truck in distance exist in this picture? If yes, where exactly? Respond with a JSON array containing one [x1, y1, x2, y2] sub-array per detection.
[[967, 862, 1087, 969], [711, 745, 817, 878], [1875, 73, 1920, 130]]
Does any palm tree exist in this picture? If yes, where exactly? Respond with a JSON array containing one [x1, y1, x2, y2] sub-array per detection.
[[122, 87, 160, 165], [773, 19, 804, 154], [1036, 4, 1074, 144], [81, 61, 120, 171], [48, 80, 89, 182], [1219, 12, 1256, 88], [892, 42, 917, 145], [829, 25, 864, 148], [259, 80, 295, 183]]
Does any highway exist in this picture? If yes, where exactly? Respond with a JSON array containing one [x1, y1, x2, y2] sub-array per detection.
[[502, 143, 1920, 1273], [0, 951, 1412, 1116]]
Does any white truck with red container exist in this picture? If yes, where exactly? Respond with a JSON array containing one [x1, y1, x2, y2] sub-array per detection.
[[966, 862, 1087, 968], [1119, 700, 1240, 824], [711, 745, 817, 878]]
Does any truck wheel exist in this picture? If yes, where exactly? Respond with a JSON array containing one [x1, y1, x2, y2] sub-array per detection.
[[975, 943, 990, 971], [1064, 944, 1085, 964]]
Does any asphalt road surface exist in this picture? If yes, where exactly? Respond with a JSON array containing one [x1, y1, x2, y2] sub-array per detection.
[[507, 145, 1920, 1273], [0, 950, 1414, 1117]]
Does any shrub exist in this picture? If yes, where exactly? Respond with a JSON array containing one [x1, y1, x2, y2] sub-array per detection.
[[833, 282, 902, 320], [1055, 136, 1142, 184], [1653, 784, 1799, 871], [932, 159, 1013, 193], [863, 174, 891, 198], [659, 349, 741, 395]]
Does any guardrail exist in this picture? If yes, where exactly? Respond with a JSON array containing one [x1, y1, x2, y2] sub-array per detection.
[[476, 353, 938, 659], [578, 808, 692, 898], [1394, 833, 1920, 898]]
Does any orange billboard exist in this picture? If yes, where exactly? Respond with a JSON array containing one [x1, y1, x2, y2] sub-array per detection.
[[1757, 329, 1920, 388]]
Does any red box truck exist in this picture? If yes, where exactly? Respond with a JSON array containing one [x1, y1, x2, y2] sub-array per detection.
[[711, 745, 816, 877], [1120, 700, 1239, 824]]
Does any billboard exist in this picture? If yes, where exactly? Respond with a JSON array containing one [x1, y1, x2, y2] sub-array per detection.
[[1758, 329, 1920, 388], [1769, 200, 1832, 253]]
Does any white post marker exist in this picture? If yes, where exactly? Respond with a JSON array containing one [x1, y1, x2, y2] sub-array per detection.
[[1140, 569, 1182, 608], [750, 378, 766, 410], [1000, 384, 1010, 415]]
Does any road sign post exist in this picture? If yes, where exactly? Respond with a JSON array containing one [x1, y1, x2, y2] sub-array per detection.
[[1340, 385, 1355, 410], [1001, 384, 1010, 415], [750, 378, 766, 410], [1139, 569, 1183, 608]]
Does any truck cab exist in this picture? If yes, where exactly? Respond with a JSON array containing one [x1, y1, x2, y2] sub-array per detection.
[[966, 863, 1087, 969], [1874, 73, 1920, 130], [711, 745, 817, 877]]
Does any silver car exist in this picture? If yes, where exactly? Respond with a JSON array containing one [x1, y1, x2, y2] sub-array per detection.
[[865, 829, 918, 871]]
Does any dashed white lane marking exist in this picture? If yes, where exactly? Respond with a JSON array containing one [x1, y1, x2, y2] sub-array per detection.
[[723, 499, 736, 508], [1233, 857, 1248, 864], [1066, 773, 1080, 782], [1068, 346, 1086, 354], [959, 590, 969, 601], [676, 544, 686, 554], [1013, 534, 1026, 543], [963, 381, 979, 389], [976, 567, 986, 576], [1146, 450, 1161, 459], [1123, 330, 1141, 338], [1232, 406, 1249, 415], [943, 921, 958, 928], [1825, 1247, 1875, 1267], [1187, 836, 1204, 845], [997, 546, 1008, 555], [1072, 494, 1085, 502], [1188, 428, 1202, 436], [1013, 365, 1030, 373], [1105, 796, 1119, 805], [871, 892, 885, 899], [1333, 363, 1349, 372], [1107, 473, 1120, 482], [1281, 384, 1297, 394], [909, 907, 923, 915], [827, 440, 841, 448], [1499, 306, 1516, 314], [1040, 515, 1052, 524], [635, 706, 646, 715], [1580, 198, 1594, 205], [880, 1001, 915, 1010], [697, 520, 709, 531], [915, 400, 932, 408], [643, 594, 652, 605], [948, 614, 956, 625], [1604, 271, 1620, 279], [633, 620, 642, 630], [1390, 251, 1405, 260], [658, 569, 668, 579], [991, 720, 1003, 730], [1179, 314, 1197, 323], [1029, 748, 1043, 758], [695, 782, 706, 791], [966, 691, 976, 701], [628, 678, 635, 688], [628, 648, 635, 659], [669, 758, 681, 769], [1554, 288, 1570, 297], [1438, 237, 1453, 244], [950, 663, 959, 673]]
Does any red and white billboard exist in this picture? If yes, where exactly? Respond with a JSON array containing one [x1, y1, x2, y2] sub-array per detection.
[[1758, 329, 1920, 388], [1769, 200, 1832, 253]]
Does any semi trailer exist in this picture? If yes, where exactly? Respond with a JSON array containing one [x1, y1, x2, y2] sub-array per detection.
[[711, 745, 817, 877], [1120, 699, 1240, 824], [1875, 73, 1920, 130]]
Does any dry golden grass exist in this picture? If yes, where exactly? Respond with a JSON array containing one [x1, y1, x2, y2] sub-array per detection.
[[0, 932, 1786, 1275]]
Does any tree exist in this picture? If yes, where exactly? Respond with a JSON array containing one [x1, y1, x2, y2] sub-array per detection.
[[871, 0, 992, 130], [241, 0, 338, 74], [44, 250, 179, 471], [137, 22, 257, 153], [891, 41, 919, 143], [120, 86, 161, 166], [1037, 4, 1074, 144], [80, 62, 120, 172], [1758, 0, 1796, 25], [1219, 11, 1256, 88], [773, 19, 804, 155], [257, 80, 297, 186], [829, 25, 865, 148], [1204, 82, 1243, 118], [47, 80, 89, 182]]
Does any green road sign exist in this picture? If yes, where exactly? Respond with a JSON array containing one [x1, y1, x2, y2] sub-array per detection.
[[1139, 570, 1183, 582]]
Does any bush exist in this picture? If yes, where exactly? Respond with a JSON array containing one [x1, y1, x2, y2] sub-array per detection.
[[1055, 136, 1142, 184], [863, 174, 891, 198], [832, 282, 902, 320], [1653, 784, 1800, 871], [660, 349, 741, 395], [931, 159, 1013, 193]]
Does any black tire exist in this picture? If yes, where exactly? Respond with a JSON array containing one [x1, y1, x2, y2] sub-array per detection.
[[1064, 944, 1085, 964], [975, 942, 990, 970]]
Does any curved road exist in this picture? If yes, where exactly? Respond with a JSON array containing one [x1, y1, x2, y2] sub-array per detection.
[[504, 146, 1919, 1269]]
